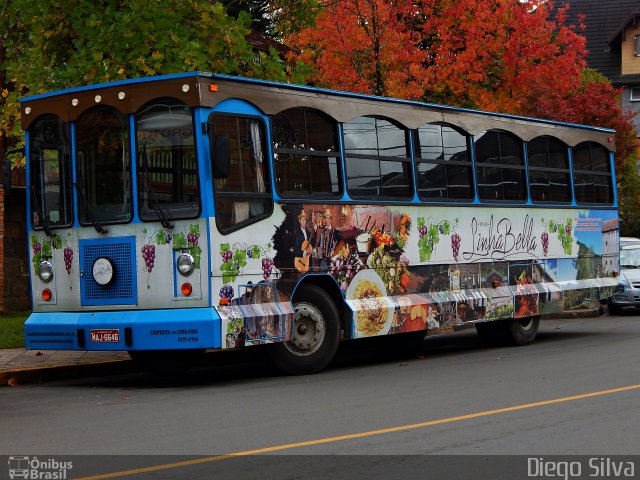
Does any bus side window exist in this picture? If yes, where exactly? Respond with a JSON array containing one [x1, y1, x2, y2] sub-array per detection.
[[210, 114, 272, 232]]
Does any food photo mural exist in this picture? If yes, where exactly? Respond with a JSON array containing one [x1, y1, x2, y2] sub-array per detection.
[[212, 203, 619, 347]]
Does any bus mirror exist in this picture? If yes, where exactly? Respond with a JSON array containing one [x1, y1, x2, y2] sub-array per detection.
[[3, 148, 24, 191], [212, 135, 231, 179]]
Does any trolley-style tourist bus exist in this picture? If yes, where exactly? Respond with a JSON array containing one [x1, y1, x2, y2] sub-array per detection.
[[11, 72, 619, 374]]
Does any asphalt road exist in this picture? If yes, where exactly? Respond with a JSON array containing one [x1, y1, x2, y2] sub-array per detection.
[[1, 315, 639, 479]]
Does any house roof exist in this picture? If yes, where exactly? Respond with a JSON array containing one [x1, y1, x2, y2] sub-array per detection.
[[561, 0, 640, 81]]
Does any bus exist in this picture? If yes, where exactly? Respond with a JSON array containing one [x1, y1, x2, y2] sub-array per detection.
[[10, 72, 619, 374]]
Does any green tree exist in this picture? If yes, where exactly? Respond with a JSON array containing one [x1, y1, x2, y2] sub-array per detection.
[[0, 0, 292, 166]]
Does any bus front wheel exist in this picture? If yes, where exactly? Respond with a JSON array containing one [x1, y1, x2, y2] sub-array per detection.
[[268, 284, 340, 375]]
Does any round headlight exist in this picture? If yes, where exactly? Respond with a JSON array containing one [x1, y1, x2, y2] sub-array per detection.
[[39, 261, 54, 283], [177, 253, 195, 276]]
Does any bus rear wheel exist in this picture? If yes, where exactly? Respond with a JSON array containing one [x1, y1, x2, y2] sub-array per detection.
[[268, 284, 340, 375], [476, 316, 539, 346]]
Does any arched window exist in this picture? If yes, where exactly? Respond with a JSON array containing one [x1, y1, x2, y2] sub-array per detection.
[[474, 130, 526, 202], [272, 108, 341, 196], [572, 142, 613, 204], [414, 123, 473, 200], [527, 136, 571, 203], [75, 106, 132, 224], [28, 115, 73, 229], [343, 116, 412, 199], [136, 98, 200, 221]]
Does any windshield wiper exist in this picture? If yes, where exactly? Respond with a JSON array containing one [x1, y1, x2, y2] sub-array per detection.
[[73, 182, 108, 234], [140, 146, 174, 230], [28, 186, 53, 237]]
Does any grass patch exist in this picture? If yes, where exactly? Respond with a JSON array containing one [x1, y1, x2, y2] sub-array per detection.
[[0, 312, 29, 349]]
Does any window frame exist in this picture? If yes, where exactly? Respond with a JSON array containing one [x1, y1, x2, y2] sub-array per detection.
[[414, 122, 474, 202], [527, 136, 572, 205], [343, 116, 413, 200], [74, 105, 133, 226], [28, 114, 74, 231], [571, 141, 614, 206], [209, 112, 273, 235], [271, 108, 343, 199], [135, 97, 201, 223], [474, 129, 528, 203]]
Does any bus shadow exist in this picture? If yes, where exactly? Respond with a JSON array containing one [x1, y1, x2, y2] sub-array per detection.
[[61, 322, 610, 389]]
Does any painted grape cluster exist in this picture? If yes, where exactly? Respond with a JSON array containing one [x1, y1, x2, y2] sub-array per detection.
[[187, 231, 199, 246], [219, 285, 234, 300], [541, 232, 549, 256], [63, 247, 73, 274], [32, 242, 42, 255], [451, 233, 461, 261], [261, 257, 274, 281], [141, 244, 155, 273]]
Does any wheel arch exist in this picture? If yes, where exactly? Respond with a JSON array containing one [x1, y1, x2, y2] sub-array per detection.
[[292, 274, 351, 339]]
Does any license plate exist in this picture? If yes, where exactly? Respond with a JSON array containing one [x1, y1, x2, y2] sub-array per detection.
[[90, 329, 120, 343]]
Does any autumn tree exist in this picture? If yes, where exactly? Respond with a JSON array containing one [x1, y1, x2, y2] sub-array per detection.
[[287, 0, 428, 99], [0, 0, 294, 166]]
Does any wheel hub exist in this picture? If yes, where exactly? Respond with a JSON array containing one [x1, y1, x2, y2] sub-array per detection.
[[284, 302, 326, 356]]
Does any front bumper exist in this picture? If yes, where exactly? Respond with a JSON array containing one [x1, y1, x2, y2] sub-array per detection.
[[25, 308, 221, 351]]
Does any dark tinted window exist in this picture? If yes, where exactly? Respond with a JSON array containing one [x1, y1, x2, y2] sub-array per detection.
[[136, 98, 200, 221], [415, 124, 473, 200], [527, 136, 571, 203], [474, 130, 526, 202], [344, 117, 412, 198], [28, 115, 73, 229], [76, 106, 132, 224], [572, 142, 613, 204], [273, 108, 341, 196]]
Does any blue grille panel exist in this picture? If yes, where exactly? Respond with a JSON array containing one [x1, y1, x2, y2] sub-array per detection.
[[80, 237, 138, 306]]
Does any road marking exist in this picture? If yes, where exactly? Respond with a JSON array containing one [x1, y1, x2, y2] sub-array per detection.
[[76, 383, 640, 479]]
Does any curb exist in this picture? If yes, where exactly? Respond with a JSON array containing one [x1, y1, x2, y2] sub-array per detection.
[[0, 359, 134, 387]]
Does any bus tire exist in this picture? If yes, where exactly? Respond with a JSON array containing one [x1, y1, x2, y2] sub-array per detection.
[[268, 284, 340, 375], [507, 316, 539, 345]]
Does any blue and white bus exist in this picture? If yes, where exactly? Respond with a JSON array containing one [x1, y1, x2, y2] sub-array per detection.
[[12, 72, 619, 374]]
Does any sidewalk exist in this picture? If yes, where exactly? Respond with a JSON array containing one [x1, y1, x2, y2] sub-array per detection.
[[0, 348, 132, 386]]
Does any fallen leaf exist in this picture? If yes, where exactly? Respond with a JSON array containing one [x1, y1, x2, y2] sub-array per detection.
[[7, 377, 18, 387]]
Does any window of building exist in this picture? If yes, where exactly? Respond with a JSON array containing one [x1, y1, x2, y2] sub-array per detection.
[[474, 130, 526, 202], [136, 98, 200, 221], [572, 141, 613, 204], [28, 115, 73, 229], [343, 116, 412, 199], [527, 136, 571, 203], [209, 113, 271, 232], [414, 123, 473, 200], [272, 108, 341, 197], [630, 87, 640, 101], [75, 106, 132, 225]]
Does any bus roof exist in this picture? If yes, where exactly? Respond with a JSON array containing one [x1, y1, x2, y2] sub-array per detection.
[[19, 71, 617, 149]]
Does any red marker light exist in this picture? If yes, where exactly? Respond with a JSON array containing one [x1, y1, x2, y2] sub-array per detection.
[[42, 289, 52, 301], [209, 84, 218, 92], [181, 283, 193, 296]]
